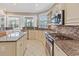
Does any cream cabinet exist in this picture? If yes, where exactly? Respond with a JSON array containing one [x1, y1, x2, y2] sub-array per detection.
[[39, 30, 46, 46], [29, 29, 46, 46], [54, 43, 67, 56], [29, 30, 36, 40], [23, 33, 27, 55], [16, 37, 24, 56], [0, 42, 16, 56], [17, 33, 27, 56], [0, 33, 27, 56], [36, 30, 46, 46]]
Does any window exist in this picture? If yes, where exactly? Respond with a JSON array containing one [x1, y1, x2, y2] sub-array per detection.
[[39, 15, 48, 28], [9, 20, 19, 28], [7, 16, 20, 30], [0, 16, 5, 31], [24, 17, 34, 28]]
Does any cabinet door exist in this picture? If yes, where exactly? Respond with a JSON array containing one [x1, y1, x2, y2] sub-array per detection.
[[37, 30, 46, 46], [0, 42, 16, 56], [35, 30, 39, 40], [29, 30, 36, 40], [23, 34, 27, 55], [17, 33, 27, 56], [41, 31, 46, 46], [54, 43, 67, 56], [17, 38, 24, 56]]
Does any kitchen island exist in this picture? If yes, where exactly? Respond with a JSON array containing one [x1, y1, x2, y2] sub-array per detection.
[[0, 31, 27, 56]]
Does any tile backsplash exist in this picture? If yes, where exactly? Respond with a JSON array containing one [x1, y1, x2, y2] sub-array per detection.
[[52, 25, 79, 40]]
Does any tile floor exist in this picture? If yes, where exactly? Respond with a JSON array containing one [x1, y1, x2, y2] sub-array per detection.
[[24, 40, 46, 56]]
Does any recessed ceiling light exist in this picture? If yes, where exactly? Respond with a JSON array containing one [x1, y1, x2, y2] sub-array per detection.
[[35, 3, 39, 7], [35, 3, 39, 10], [13, 3, 16, 5]]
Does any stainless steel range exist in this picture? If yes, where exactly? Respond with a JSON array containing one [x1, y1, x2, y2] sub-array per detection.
[[45, 32, 54, 56]]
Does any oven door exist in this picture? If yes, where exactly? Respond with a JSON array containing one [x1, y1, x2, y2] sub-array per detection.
[[45, 37, 54, 56]]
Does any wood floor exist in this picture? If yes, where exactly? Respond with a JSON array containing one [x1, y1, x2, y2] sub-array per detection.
[[24, 40, 46, 56], [23, 30, 48, 56]]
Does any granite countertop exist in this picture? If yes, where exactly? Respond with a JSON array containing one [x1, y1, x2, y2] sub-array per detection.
[[55, 39, 79, 56], [48, 32, 79, 56], [0, 32, 26, 42]]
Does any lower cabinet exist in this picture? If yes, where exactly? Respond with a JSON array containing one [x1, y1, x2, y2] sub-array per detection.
[[36, 30, 46, 46], [0, 34, 27, 56], [0, 42, 16, 56], [16, 33, 27, 56], [54, 43, 67, 56], [16, 37, 24, 56], [29, 30, 36, 40]]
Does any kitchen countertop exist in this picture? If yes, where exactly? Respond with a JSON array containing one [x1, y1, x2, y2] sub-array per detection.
[[48, 32, 79, 56], [0, 32, 26, 42], [55, 39, 79, 56]]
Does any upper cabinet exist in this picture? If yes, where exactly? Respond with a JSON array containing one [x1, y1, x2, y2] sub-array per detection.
[[47, 3, 79, 25], [65, 4, 79, 25]]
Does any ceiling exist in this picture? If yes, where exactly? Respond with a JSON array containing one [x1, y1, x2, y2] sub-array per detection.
[[0, 3, 54, 13]]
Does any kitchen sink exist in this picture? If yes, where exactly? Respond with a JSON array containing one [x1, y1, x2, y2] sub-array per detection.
[[7, 31, 22, 38]]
